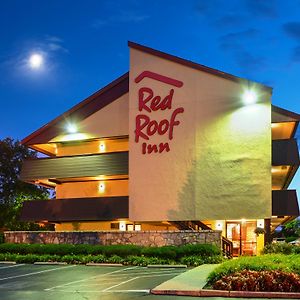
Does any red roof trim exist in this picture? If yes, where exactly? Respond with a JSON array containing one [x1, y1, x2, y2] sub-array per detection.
[[22, 72, 129, 145], [128, 41, 272, 92], [272, 105, 300, 121]]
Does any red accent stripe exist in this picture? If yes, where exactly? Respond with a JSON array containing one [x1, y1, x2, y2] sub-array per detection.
[[135, 71, 183, 87]]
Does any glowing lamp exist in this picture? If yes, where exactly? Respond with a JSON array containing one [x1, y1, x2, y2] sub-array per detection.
[[66, 123, 78, 134], [99, 142, 106, 152], [242, 90, 257, 105], [119, 221, 126, 231], [99, 182, 105, 193]]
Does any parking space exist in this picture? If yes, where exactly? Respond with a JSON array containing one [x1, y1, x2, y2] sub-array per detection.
[[0, 263, 189, 300]]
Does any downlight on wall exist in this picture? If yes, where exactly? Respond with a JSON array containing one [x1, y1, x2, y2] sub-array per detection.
[[98, 182, 105, 193], [242, 90, 258, 105], [66, 123, 78, 134], [99, 142, 106, 152]]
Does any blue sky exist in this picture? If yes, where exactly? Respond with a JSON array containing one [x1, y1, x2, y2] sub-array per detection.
[[1, 0, 300, 188]]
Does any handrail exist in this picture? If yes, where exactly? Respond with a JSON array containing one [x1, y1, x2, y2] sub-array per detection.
[[222, 236, 233, 258]]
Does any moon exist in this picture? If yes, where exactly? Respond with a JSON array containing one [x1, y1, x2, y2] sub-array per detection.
[[29, 53, 43, 69]]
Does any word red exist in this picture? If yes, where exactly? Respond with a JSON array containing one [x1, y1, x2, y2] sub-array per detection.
[[134, 85, 184, 154]]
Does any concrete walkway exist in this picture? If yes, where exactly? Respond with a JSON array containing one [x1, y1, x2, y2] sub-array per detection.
[[152, 264, 218, 292]]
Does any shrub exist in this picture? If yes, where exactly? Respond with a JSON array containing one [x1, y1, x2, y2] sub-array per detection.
[[263, 242, 294, 255], [0, 233, 4, 244], [180, 255, 204, 266], [213, 270, 300, 292], [285, 236, 298, 243], [141, 246, 177, 260]]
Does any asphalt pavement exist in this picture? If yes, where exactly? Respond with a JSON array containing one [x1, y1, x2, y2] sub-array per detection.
[[0, 263, 189, 300]]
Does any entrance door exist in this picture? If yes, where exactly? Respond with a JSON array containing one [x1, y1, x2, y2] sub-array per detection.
[[226, 221, 257, 256], [226, 222, 241, 256]]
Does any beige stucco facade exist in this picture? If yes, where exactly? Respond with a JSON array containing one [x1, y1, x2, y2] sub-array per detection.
[[129, 47, 271, 222]]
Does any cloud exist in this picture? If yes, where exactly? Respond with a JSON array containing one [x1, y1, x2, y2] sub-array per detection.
[[45, 36, 69, 53], [219, 29, 260, 50], [283, 22, 300, 40], [219, 29, 266, 73], [244, 0, 278, 18], [92, 11, 150, 28], [215, 14, 245, 27]]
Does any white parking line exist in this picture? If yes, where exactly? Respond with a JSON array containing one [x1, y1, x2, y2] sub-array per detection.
[[102, 276, 139, 292], [44, 266, 138, 291], [0, 264, 25, 270], [49, 289, 150, 293], [0, 265, 76, 281]]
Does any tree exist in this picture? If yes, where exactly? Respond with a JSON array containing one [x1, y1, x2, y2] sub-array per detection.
[[0, 137, 50, 230], [282, 218, 300, 238]]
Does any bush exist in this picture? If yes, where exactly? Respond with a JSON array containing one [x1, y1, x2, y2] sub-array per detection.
[[285, 236, 298, 243], [263, 243, 294, 255], [213, 270, 300, 292], [0, 233, 4, 244], [207, 254, 300, 284], [0, 243, 221, 260]]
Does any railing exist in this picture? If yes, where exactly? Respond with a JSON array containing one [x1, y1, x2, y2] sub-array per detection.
[[222, 236, 233, 258]]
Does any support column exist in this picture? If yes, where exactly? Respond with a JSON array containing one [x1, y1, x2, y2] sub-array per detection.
[[264, 218, 272, 245]]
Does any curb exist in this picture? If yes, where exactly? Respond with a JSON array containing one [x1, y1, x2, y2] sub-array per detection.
[[33, 262, 68, 265], [0, 261, 16, 264], [147, 264, 187, 268], [151, 289, 300, 298], [86, 263, 123, 267]]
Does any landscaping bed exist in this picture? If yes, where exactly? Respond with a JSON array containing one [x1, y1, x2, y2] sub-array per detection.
[[0, 243, 223, 266], [207, 254, 300, 292]]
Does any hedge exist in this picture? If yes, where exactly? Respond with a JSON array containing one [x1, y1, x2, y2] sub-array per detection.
[[0, 252, 223, 266], [0, 243, 221, 259], [263, 242, 300, 255]]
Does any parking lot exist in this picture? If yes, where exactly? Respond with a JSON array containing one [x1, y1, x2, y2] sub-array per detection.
[[0, 263, 191, 300]]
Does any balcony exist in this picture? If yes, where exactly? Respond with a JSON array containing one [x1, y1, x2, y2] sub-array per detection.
[[20, 196, 129, 222], [20, 152, 128, 184]]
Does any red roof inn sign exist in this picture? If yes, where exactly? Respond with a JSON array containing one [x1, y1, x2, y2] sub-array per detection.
[[134, 71, 184, 154]]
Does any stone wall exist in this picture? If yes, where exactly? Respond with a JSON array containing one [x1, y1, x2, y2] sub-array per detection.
[[4, 230, 221, 248]]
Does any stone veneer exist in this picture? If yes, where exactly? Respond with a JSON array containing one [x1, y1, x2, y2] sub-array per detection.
[[4, 230, 221, 248]]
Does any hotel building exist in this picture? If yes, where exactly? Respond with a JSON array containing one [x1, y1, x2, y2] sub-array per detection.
[[20, 42, 300, 256]]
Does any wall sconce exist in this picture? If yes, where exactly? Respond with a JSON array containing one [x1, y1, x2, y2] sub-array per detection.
[[216, 221, 223, 230], [99, 182, 105, 193], [99, 142, 106, 152], [119, 221, 126, 231]]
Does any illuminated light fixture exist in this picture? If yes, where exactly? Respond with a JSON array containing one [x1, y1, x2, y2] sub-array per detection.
[[99, 142, 106, 152], [99, 182, 105, 193], [257, 219, 264, 228], [216, 221, 223, 229], [66, 123, 78, 134], [241, 218, 246, 224], [271, 123, 279, 128], [242, 90, 258, 105], [119, 221, 126, 231]]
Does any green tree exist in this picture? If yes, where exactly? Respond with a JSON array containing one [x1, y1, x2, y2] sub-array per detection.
[[282, 218, 300, 238], [0, 137, 50, 230]]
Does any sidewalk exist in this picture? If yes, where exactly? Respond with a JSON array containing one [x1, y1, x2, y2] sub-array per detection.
[[151, 264, 217, 293]]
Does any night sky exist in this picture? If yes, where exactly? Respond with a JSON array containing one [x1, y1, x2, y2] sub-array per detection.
[[1, 0, 300, 188]]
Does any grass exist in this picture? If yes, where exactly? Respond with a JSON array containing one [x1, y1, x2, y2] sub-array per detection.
[[207, 254, 300, 284]]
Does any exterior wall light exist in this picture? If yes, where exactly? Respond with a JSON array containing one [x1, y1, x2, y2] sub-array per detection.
[[66, 123, 78, 134], [216, 221, 223, 230], [119, 221, 126, 231], [242, 90, 257, 105], [99, 182, 105, 193], [99, 142, 106, 152]]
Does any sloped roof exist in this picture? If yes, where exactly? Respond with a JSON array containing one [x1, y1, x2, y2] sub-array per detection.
[[272, 105, 300, 123], [22, 42, 299, 147], [128, 41, 272, 91], [22, 72, 129, 145]]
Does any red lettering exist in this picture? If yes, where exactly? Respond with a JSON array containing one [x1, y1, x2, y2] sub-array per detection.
[[159, 142, 170, 153], [169, 107, 184, 140], [147, 144, 158, 154], [150, 96, 161, 111], [160, 89, 173, 110], [135, 114, 150, 142], [138, 87, 153, 112], [157, 119, 169, 135], [147, 120, 158, 136]]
